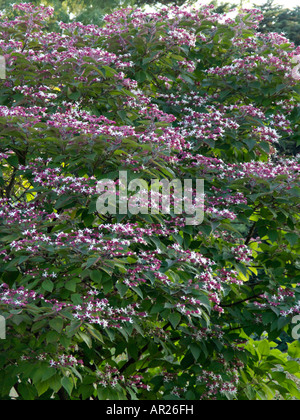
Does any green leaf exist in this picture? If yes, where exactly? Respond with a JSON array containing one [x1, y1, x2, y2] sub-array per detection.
[[84, 257, 99, 269], [77, 331, 92, 349], [102, 65, 117, 77], [49, 318, 64, 334], [289, 186, 300, 198], [168, 312, 181, 329], [46, 330, 60, 344], [65, 279, 78, 292], [288, 341, 300, 359], [68, 91, 81, 101], [48, 375, 62, 393], [258, 340, 270, 357], [35, 380, 50, 397], [128, 339, 139, 360], [61, 376, 74, 397], [66, 320, 82, 337], [190, 344, 201, 361], [116, 282, 129, 298], [277, 317, 290, 330], [18, 383, 37, 400], [131, 286, 143, 299], [285, 233, 298, 247], [42, 279, 54, 293]]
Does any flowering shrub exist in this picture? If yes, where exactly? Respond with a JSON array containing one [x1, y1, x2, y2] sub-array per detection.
[[0, 3, 300, 400]]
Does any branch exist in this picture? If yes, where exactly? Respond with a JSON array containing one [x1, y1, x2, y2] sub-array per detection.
[[245, 221, 257, 245], [119, 322, 172, 374], [119, 342, 149, 374], [220, 294, 263, 308], [6, 167, 17, 199]]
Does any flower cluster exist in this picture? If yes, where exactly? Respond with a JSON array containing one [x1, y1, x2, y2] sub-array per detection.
[[231, 245, 252, 263], [160, 28, 197, 48], [197, 368, 239, 400], [253, 286, 300, 318], [49, 355, 84, 369], [96, 365, 150, 391], [73, 292, 147, 328], [206, 54, 292, 80], [0, 284, 147, 330], [19, 351, 84, 368], [180, 153, 300, 182], [0, 198, 48, 226], [0, 284, 41, 308]]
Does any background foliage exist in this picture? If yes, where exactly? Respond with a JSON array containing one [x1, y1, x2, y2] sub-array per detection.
[[0, 0, 299, 44], [0, 2, 300, 400]]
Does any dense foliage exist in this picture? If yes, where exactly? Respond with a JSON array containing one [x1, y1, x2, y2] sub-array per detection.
[[0, 3, 300, 400], [257, 0, 300, 47], [1, 0, 300, 46]]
